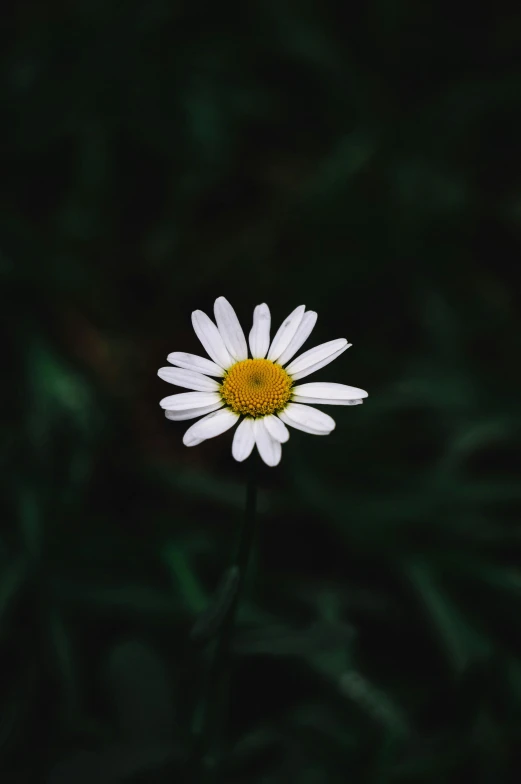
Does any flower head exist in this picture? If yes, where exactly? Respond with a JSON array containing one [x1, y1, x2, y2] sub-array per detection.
[[158, 297, 368, 466]]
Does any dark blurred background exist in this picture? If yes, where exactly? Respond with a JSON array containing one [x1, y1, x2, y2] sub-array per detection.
[[2, 1, 521, 782]]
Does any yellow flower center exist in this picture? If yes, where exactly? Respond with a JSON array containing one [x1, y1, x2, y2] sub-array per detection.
[[220, 358, 293, 417]]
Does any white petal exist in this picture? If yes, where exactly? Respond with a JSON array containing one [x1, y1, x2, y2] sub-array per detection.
[[285, 338, 350, 378], [183, 408, 239, 447], [276, 311, 318, 366], [192, 310, 234, 369], [248, 303, 271, 359], [165, 402, 224, 421], [293, 396, 365, 406], [167, 352, 225, 377], [160, 391, 221, 410], [254, 418, 282, 467], [290, 344, 351, 381], [264, 415, 290, 443], [278, 403, 336, 435], [214, 296, 249, 361], [267, 305, 306, 362], [157, 367, 220, 391], [292, 382, 368, 404], [231, 418, 255, 462]]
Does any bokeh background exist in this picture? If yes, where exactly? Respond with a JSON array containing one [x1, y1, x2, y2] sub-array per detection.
[[3, 2, 521, 782]]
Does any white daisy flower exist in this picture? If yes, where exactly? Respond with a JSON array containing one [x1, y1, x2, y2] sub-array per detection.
[[158, 297, 368, 467]]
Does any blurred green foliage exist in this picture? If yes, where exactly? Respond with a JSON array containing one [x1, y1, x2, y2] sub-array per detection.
[[2, 1, 521, 781]]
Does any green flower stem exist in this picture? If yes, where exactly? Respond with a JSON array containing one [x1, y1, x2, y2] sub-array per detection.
[[194, 463, 258, 781]]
